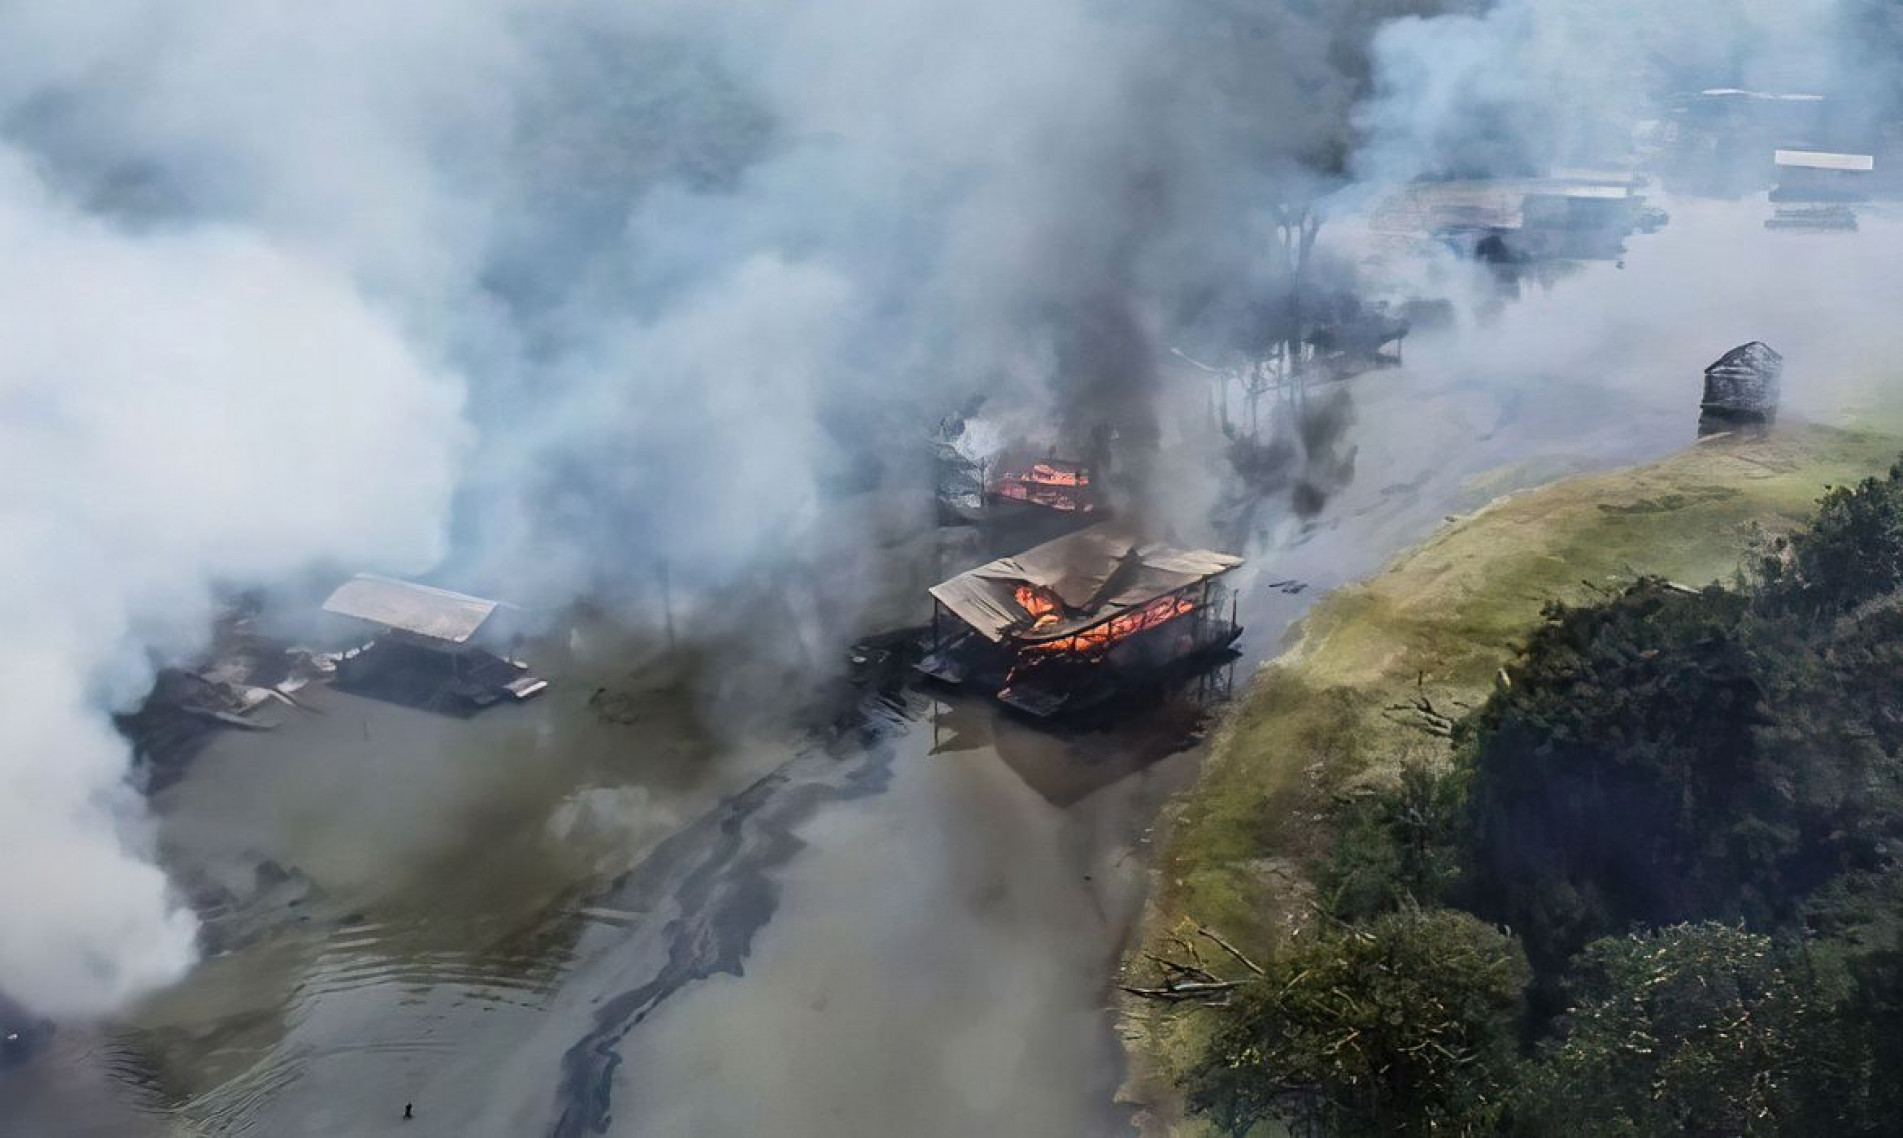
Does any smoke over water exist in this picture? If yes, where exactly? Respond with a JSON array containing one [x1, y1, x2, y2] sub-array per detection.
[[4, 0, 1900, 1025], [0, 148, 465, 1014], [1352, 0, 1888, 187], [0, 0, 1396, 1018]]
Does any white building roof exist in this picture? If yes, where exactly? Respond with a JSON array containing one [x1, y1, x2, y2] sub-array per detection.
[[1775, 149, 1874, 172], [1700, 88, 1825, 102], [1552, 184, 1633, 200], [321, 575, 505, 644]]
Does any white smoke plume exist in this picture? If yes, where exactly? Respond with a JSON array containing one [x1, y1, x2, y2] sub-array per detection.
[[1353, 0, 1878, 186], [0, 0, 1359, 1018], [1, 0, 1896, 1024], [0, 146, 465, 1015]]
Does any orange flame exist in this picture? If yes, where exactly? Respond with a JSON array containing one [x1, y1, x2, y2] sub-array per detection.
[[1024, 592, 1195, 656], [992, 461, 1094, 511], [1026, 462, 1087, 487], [1015, 584, 1063, 628]]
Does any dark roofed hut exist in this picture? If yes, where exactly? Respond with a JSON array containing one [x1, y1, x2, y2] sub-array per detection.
[[918, 523, 1243, 717], [1700, 342, 1784, 429]]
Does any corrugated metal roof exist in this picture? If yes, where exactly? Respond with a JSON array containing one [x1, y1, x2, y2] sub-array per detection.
[[322, 575, 503, 644], [929, 523, 1242, 643], [1775, 150, 1874, 172], [1706, 341, 1784, 373]]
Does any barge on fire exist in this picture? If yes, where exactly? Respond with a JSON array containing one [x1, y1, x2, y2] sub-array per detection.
[[918, 523, 1243, 717]]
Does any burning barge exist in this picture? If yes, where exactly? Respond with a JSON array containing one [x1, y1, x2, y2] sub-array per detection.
[[933, 407, 1110, 530], [918, 523, 1243, 717]]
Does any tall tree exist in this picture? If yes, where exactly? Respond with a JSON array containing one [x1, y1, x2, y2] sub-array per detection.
[[1187, 907, 1527, 1136], [1512, 924, 1842, 1137]]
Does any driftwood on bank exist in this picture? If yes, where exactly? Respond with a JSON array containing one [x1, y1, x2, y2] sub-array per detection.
[[1383, 673, 1469, 739], [1122, 922, 1264, 1005]]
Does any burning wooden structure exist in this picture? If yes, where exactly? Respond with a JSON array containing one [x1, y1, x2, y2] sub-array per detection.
[[323, 575, 547, 714], [988, 452, 1101, 516], [932, 408, 1107, 528], [1701, 341, 1783, 427], [918, 524, 1243, 717]]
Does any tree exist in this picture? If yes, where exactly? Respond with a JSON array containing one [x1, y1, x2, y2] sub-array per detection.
[[1512, 923, 1841, 1136], [1185, 907, 1528, 1136], [1755, 462, 1903, 620], [1322, 762, 1464, 920], [1456, 581, 1777, 974], [1798, 867, 1903, 1133]]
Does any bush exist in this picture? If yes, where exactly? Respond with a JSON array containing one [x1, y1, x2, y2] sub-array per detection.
[[1321, 762, 1464, 920], [1186, 907, 1528, 1136], [1512, 923, 1841, 1136], [1756, 462, 1903, 619], [1457, 581, 1773, 971]]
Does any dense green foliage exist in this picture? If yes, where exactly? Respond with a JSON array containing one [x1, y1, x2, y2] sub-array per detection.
[[1321, 762, 1463, 921], [1458, 583, 1773, 971], [1186, 908, 1527, 1136], [1756, 463, 1903, 619], [1512, 924, 1838, 1136], [1186, 466, 1903, 1135]]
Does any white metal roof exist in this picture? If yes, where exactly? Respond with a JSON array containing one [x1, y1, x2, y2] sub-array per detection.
[[1550, 185, 1633, 200], [1700, 88, 1825, 102], [1550, 167, 1641, 187], [321, 575, 503, 644], [1775, 149, 1874, 172]]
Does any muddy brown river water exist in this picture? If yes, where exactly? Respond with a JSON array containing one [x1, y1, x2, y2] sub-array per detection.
[[4, 199, 1895, 1136]]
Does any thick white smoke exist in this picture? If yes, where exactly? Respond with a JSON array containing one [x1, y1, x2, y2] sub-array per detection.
[[7, 0, 1891, 1026], [0, 0, 1315, 1018], [1354, 0, 1862, 185], [0, 149, 465, 1015]]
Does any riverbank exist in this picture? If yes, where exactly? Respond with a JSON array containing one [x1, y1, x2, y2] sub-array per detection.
[[1117, 420, 1903, 1134]]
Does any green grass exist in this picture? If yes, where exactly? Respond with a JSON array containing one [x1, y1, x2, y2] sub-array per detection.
[[1117, 423, 1903, 1134]]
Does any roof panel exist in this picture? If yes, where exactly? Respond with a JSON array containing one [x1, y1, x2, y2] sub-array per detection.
[[321, 575, 501, 644], [929, 523, 1242, 643], [1775, 149, 1874, 171]]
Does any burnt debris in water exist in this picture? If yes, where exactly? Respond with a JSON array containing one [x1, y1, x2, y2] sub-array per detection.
[[114, 603, 326, 791], [0, 995, 50, 1070]]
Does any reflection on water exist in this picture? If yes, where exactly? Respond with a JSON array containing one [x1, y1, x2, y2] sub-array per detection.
[[929, 668, 1231, 809]]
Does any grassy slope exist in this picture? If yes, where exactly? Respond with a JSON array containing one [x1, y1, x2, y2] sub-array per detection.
[[1119, 423, 1903, 1132]]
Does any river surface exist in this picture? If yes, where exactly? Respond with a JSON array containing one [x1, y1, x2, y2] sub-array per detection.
[[4, 197, 1897, 1136]]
